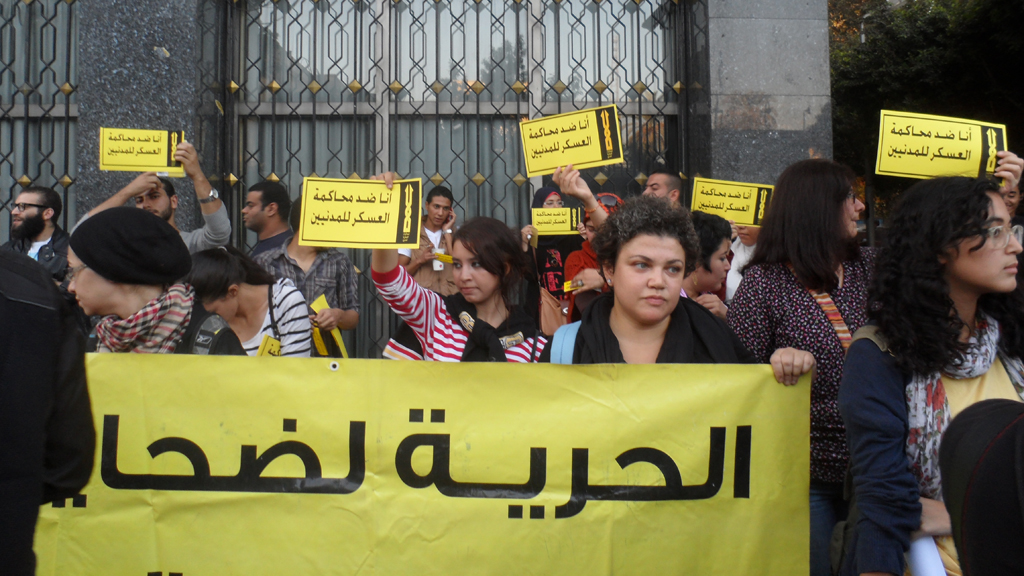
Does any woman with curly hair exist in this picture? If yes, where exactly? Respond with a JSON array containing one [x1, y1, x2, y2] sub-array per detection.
[[838, 176, 1024, 576], [544, 193, 810, 371]]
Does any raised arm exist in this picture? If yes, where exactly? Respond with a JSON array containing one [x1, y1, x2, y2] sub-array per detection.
[[175, 141, 222, 215], [552, 165, 607, 227], [370, 171, 399, 274], [86, 172, 162, 217]]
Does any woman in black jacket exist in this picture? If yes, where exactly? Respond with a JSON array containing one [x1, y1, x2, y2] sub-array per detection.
[[544, 195, 814, 379]]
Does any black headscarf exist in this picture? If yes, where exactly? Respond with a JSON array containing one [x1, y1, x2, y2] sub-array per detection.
[[940, 398, 1024, 576], [569, 293, 757, 364]]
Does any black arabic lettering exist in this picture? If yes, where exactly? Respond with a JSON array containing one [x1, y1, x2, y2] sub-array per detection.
[[554, 427, 727, 519], [100, 415, 365, 494], [395, 433, 546, 499]]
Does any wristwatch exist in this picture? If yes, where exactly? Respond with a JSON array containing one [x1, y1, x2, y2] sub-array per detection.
[[198, 188, 220, 204]]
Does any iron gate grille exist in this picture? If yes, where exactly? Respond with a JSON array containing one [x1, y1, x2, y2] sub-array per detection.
[[211, 0, 711, 358], [0, 0, 78, 239]]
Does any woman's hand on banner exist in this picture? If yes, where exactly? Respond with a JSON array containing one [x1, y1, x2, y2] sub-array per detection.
[[769, 347, 815, 386]]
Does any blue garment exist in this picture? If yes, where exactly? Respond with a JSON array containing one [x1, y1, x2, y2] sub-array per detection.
[[249, 230, 292, 258], [837, 338, 922, 576], [810, 481, 847, 576]]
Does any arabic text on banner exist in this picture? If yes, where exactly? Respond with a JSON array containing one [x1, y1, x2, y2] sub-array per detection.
[[875, 110, 1007, 180], [690, 178, 773, 226], [98, 127, 185, 177], [532, 207, 584, 236], [520, 105, 624, 177], [298, 177, 422, 249], [35, 356, 810, 575]]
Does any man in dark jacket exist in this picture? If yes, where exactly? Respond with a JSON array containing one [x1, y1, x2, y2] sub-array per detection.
[[0, 250, 95, 575], [2, 185, 70, 283]]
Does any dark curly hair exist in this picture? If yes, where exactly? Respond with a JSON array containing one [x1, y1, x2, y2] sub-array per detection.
[[592, 195, 700, 276], [452, 217, 530, 307], [745, 158, 859, 292], [691, 211, 733, 271], [871, 176, 1024, 375]]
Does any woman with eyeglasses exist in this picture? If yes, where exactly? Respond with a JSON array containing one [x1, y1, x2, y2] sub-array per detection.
[[838, 176, 1024, 576], [726, 158, 873, 576], [66, 207, 245, 355]]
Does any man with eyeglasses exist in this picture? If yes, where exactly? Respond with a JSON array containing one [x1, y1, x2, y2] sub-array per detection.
[[2, 185, 70, 284]]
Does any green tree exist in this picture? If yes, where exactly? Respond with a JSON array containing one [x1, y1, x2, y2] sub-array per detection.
[[830, 0, 1024, 212]]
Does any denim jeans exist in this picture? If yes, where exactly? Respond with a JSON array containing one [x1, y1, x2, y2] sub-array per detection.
[[810, 480, 848, 576]]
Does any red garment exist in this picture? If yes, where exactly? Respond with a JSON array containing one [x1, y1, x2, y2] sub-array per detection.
[[373, 265, 546, 362], [563, 241, 606, 321]]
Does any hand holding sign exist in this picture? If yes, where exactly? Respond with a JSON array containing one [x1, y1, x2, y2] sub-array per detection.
[[298, 175, 422, 249], [521, 106, 624, 177], [995, 151, 1023, 193], [875, 110, 1008, 180]]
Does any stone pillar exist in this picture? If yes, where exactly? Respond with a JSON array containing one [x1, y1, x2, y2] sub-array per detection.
[[76, 1, 202, 230], [706, 0, 832, 184]]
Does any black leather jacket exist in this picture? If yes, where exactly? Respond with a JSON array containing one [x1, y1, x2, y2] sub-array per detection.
[[2, 225, 70, 283]]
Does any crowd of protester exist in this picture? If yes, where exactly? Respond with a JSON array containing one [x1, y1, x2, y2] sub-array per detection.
[[5, 137, 1024, 576]]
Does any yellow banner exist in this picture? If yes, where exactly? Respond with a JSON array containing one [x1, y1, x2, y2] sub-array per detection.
[[297, 177, 422, 248], [35, 356, 809, 575], [690, 178, 773, 226], [532, 207, 583, 235], [98, 127, 185, 177], [521, 105, 624, 177], [875, 110, 1007, 180]]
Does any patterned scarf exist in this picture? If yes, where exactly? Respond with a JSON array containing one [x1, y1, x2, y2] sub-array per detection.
[[905, 315, 1024, 499], [95, 284, 195, 354]]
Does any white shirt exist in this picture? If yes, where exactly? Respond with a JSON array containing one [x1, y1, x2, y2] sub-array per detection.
[[398, 227, 444, 258], [27, 239, 49, 261], [726, 238, 756, 303]]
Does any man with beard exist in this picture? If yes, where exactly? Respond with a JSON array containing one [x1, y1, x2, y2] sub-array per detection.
[[3, 186, 70, 283], [397, 186, 458, 295], [84, 141, 231, 253], [243, 180, 293, 257]]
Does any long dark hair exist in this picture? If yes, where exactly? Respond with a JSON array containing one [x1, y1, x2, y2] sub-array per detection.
[[746, 158, 859, 291], [453, 217, 530, 306], [187, 245, 276, 302], [871, 177, 1024, 375]]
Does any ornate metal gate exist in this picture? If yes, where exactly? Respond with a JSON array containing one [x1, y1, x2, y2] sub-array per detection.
[[0, 0, 78, 239], [208, 0, 711, 358]]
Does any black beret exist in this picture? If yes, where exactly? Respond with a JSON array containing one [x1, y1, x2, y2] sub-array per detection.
[[70, 207, 192, 285]]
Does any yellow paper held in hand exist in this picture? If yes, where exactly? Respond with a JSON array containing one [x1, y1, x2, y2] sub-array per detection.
[[99, 127, 185, 177], [521, 105, 623, 177], [298, 177, 422, 249], [311, 294, 348, 359], [563, 280, 580, 293], [434, 253, 454, 264], [532, 207, 583, 236], [875, 110, 1007, 180], [690, 178, 773, 227]]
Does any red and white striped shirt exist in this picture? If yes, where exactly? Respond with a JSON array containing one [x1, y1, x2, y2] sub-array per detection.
[[373, 265, 547, 362]]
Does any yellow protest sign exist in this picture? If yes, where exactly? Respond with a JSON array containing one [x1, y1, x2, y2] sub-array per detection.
[[98, 127, 185, 177], [310, 293, 348, 359], [532, 207, 583, 236], [691, 178, 773, 226], [297, 177, 422, 248], [521, 105, 624, 177], [35, 355, 809, 575], [876, 110, 1007, 180]]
